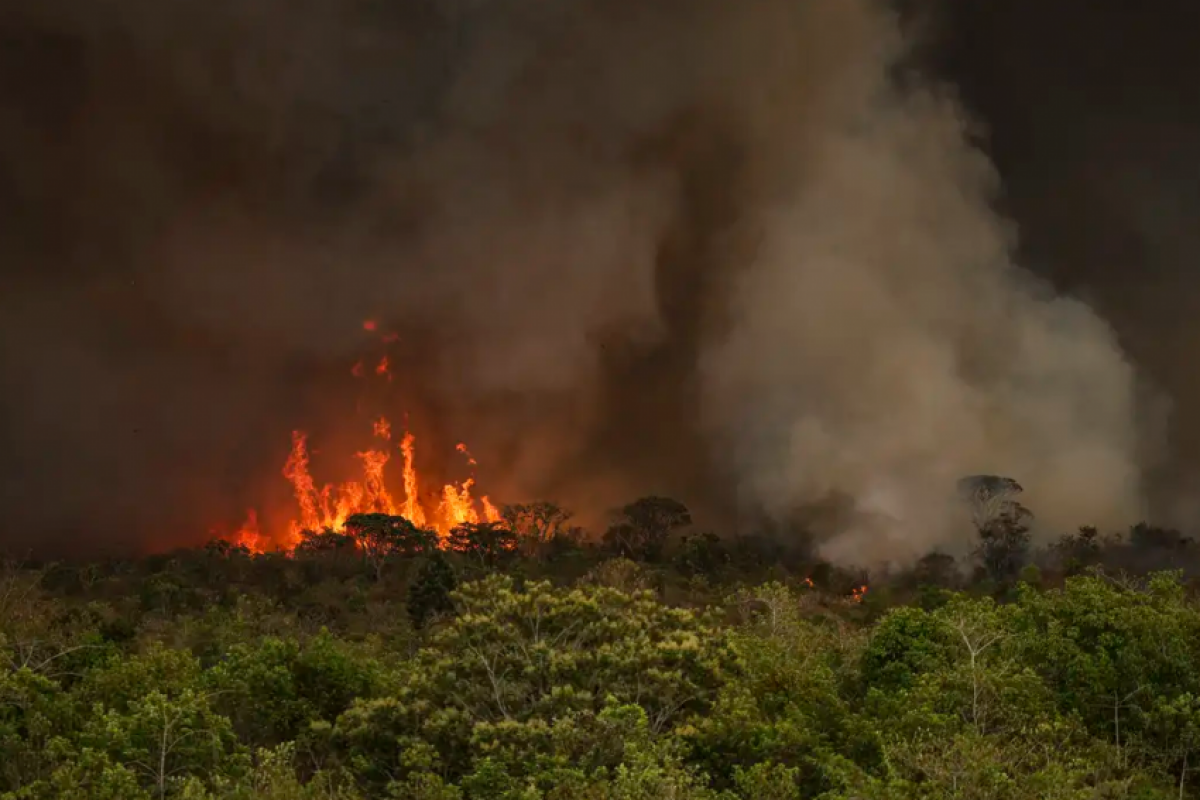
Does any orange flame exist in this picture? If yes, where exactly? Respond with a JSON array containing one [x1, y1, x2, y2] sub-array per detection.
[[235, 418, 500, 552], [224, 322, 502, 553], [400, 431, 426, 529], [850, 584, 868, 603], [456, 442, 478, 466], [234, 509, 262, 551], [440, 478, 480, 529], [481, 496, 502, 523]]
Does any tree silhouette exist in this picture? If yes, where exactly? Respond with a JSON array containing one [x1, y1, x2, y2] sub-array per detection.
[[603, 496, 692, 562], [447, 521, 518, 570], [406, 553, 457, 630], [958, 475, 1032, 585], [343, 514, 437, 581]]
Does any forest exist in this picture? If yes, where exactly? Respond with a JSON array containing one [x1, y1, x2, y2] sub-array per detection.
[[4, 491, 1200, 800]]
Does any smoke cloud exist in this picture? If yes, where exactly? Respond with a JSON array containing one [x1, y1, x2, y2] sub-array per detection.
[[0, 0, 1158, 560]]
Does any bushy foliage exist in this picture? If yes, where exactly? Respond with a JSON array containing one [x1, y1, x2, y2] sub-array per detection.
[[9, 505, 1200, 798]]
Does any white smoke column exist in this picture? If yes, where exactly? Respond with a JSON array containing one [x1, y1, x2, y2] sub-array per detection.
[[698, 0, 1147, 564]]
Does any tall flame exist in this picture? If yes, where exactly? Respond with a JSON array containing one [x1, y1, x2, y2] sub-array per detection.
[[225, 320, 500, 553], [238, 419, 495, 552], [400, 431, 426, 529]]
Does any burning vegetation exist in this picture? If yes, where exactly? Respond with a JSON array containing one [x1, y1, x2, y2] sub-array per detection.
[[231, 322, 503, 553]]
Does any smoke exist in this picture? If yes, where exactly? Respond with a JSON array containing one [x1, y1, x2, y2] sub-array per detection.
[[695, 45, 1149, 562], [0, 0, 1157, 559]]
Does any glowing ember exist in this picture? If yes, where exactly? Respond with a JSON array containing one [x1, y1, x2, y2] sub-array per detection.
[[375, 356, 391, 379], [456, 442, 478, 466], [850, 584, 868, 603], [362, 320, 377, 331]]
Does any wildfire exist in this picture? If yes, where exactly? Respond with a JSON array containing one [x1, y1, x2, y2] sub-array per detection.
[[237, 420, 501, 552], [234, 509, 262, 551], [799, 576, 866, 603], [400, 432, 426, 528], [226, 319, 503, 553]]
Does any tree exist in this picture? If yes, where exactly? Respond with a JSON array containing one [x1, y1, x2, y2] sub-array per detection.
[[1048, 526, 1105, 577], [958, 475, 1033, 585], [910, 550, 960, 590], [603, 497, 692, 562], [406, 553, 457, 631], [205, 633, 381, 749], [82, 689, 246, 798], [673, 532, 729, 581], [447, 522, 518, 571], [1147, 693, 1200, 799], [342, 514, 437, 581], [686, 583, 879, 796], [337, 575, 737, 788], [501, 502, 579, 560], [976, 518, 1032, 586], [294, 528, 356, 556], [1012, 572, 1200, 770]]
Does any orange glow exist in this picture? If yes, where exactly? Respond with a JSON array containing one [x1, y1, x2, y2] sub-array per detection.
[[234, 509, 262, 551], [440, 478, 481, 530], [481, 496, 502, 523], [400, 431, 427, 529], [221, 321, 503, 554], [232, 419, 500, 553], [850, 584, 868, 603]]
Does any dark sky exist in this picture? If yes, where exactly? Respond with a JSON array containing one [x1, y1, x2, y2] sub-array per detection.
[[932, 0, 1200, 509], [2, 0, 1200, 555]]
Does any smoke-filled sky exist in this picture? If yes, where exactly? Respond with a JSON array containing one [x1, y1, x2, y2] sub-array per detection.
[[0, 0, 1196, 561]]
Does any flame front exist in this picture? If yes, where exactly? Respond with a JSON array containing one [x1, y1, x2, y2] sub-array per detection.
[[234, 419, 497, 552], [225, 320, 503, 553]]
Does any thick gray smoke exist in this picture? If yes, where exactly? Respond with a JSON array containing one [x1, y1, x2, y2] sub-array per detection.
[[0, 0, 1155, 559]]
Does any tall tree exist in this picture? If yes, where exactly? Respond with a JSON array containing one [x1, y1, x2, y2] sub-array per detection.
[[603, 496, 692, 562]]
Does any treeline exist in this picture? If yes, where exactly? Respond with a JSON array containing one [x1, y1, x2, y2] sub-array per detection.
[[4, 495, 1200, 798]]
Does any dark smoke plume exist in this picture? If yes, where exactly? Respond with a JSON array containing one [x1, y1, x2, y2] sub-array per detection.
[[0, 0, 1168, 560]]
